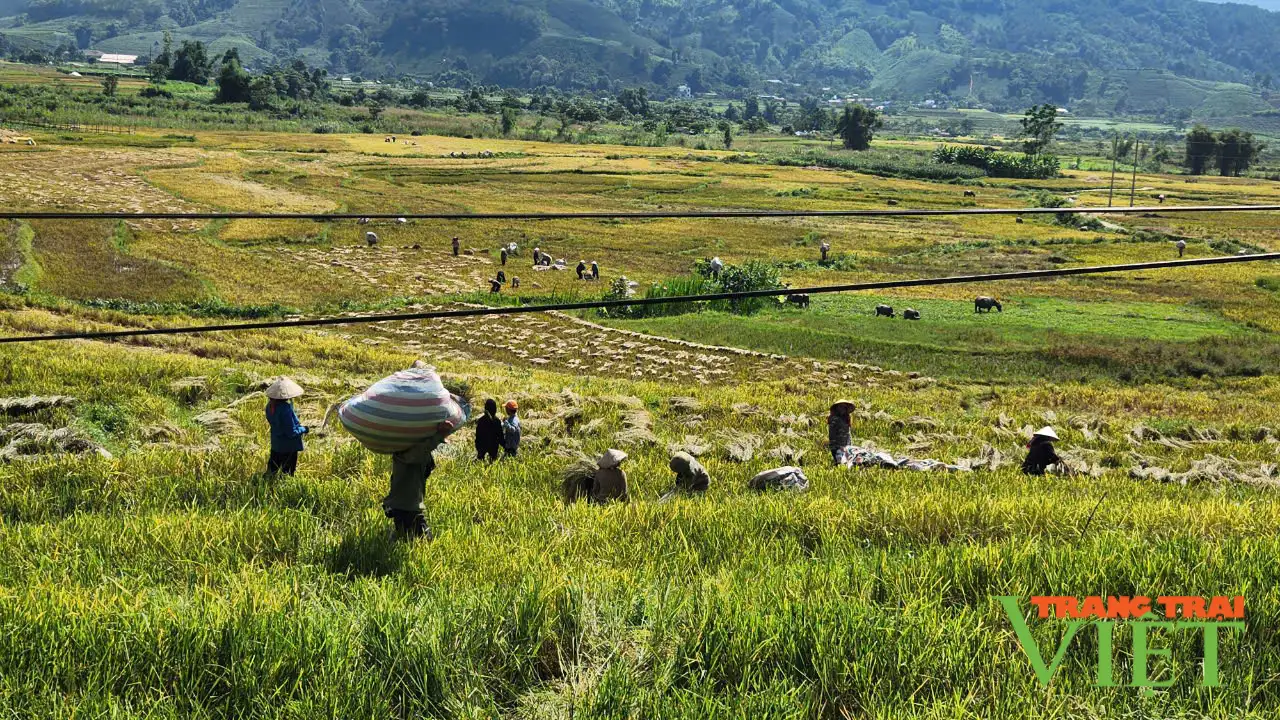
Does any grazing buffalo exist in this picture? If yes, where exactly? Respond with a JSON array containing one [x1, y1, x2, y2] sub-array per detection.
[[785, 293, 810, 309], [875, 304, 895, 318], [963, 190, 977, 198], [974, 296, 1003, 313], [903, 309, 921, 320]]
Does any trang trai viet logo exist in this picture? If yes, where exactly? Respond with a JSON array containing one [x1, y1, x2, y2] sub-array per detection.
[[997, 595, 1245, 690]]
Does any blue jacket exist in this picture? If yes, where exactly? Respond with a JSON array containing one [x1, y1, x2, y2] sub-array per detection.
[[266, 400, 307, 453], [502, 415, 521, 452]]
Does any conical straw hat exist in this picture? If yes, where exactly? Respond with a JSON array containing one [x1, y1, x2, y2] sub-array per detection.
[[598, 449, 628, 469], [265, 376, 304, 400]]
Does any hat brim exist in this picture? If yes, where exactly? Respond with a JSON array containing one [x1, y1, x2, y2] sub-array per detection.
[[265, 377, 304, 400]]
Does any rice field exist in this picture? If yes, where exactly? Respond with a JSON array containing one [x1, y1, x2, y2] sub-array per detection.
[[0, 126, 1279, 718]]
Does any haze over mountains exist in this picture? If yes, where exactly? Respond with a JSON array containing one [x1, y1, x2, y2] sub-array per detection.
[[3, 0, 1280, 114]]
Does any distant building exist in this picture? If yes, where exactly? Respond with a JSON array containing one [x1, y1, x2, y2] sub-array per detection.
[[676, 84, 692, 98], [98, 53, 137, 65]]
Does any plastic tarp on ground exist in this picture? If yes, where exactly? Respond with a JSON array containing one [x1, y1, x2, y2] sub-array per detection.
[[835, 445, 968, 472], [338, 366, 469, 454]]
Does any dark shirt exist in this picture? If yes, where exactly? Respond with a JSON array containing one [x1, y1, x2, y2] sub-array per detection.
[[475, 413, 505, 455], [1022, 441, 1062, 475]]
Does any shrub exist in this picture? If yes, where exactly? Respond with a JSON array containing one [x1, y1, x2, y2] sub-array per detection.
[[933, 145, 1060, 179]]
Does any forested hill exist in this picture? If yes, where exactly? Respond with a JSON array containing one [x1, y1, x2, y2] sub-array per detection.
[[4, 0, 1280, 110]]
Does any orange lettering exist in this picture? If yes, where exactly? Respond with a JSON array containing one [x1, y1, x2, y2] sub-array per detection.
[[1078, 596, 1105, 619], [1207, 596, 1233, 621]]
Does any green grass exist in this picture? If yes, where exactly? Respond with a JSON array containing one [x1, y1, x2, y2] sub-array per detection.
[[604, 294, 1267, 383]]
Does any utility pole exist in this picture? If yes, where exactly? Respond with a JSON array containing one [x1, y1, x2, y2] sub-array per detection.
[[1108, 134, 1119, 208], [1129, 138, 1141, 207]]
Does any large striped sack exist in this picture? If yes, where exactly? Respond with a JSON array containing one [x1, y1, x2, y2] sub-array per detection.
[[338, 366, 469, 453]]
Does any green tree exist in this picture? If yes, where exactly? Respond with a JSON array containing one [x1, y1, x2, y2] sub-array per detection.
[[1019, 104, 1062, 155], [101, 75, 118, 97], [1184, 124, 1218, 176], [214, 50, 251, 103], [148, 31, 173, 83], [835, 104, 882, 151], [1217, 128, 1265, 177], [170, 41, 211, 84], [367, 102, 384, 122], [616, 87, 649, 117], [247, 76, 276, 111], [501, 106, 518, 136], [744, 96, 760, 120], [719, 120, 733, 150]]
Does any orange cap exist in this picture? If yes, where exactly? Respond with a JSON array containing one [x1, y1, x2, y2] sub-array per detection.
[[505, 400, 518, 411]]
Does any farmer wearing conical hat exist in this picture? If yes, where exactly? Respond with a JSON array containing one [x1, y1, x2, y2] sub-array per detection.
[[828, 399, 855, 464], [576, 260, 587, 280], [1022, 426, 1066, 476], [264, 377, 308, 476], [590, 449, 630, 504]]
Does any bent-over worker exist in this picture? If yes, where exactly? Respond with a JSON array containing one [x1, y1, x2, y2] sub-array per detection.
[[591, 449, 630, 504], [662, 451, 709, 499], [828, 400, 854, 464], [1022, 426, 1067, 476]]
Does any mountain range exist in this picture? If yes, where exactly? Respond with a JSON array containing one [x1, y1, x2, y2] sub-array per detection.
[[3, 0, 1280, 116]]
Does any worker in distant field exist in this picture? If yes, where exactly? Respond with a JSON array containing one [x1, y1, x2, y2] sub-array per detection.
[[496, 270, 506, 284], [532, 247, 542, 266], [1176, 239, 1187, 258], [827, 399, 854, 465], [820, 241, 830, 263], [502, 400, 521, 457], [1022, 426, 1068, 476], [511, 276, 521, 289], [475, 398, 505, 462], [501, 247, 508, 266], [385, 435, 442, 540], [489, 277, 502, 293], [709, 256, 723, 277], [452, 236, 461, 256], [590, 260, 600, 280], [264, 377, 308, 476], [365, 231, 378, 247], [591, 449, 630, 504], [576, 260, 587, 280], [661, 451, 710, 500]]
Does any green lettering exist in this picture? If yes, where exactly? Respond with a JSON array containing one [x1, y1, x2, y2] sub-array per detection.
[[1133, 621, 1175, 690], [1177, 622, 1245, 687], [997, 596, 1087, 687], [1096, 621, 1116, 687]]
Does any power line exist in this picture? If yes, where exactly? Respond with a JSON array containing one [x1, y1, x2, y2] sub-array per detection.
[[3, 252, 1276, 345], [1, 204, 1279, 221]]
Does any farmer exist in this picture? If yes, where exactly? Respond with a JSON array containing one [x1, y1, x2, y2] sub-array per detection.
[[532, 247, 542, 265], [489, 278, 502, 293], [452, 236, 460, 257], [384, 436, 442, 539], [264, 377, 308, 476], [1176, 239, 1187, 258], [365, 231, 379, 247], [827, 399, 854, 464], [502, 400, 521, 457], [591, 449, 630, 504], [496, 270, 507, 284], [591, 260, 600, 280], [576, 260, 587, 280], [662, 451, 710, 498], [1022, 426, 1067, 476], [709, 256, 724, 277], [475, 398, 505, 462], [511, 276, 521, 289], [501, 247, 508, 266], [820, 241, 830, 262]]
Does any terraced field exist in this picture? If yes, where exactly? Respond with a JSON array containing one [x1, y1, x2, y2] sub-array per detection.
[[1, 127, 1279, 718]]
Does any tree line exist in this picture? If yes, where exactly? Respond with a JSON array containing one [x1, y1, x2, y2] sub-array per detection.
[[1184, 125, 1266, 177]]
